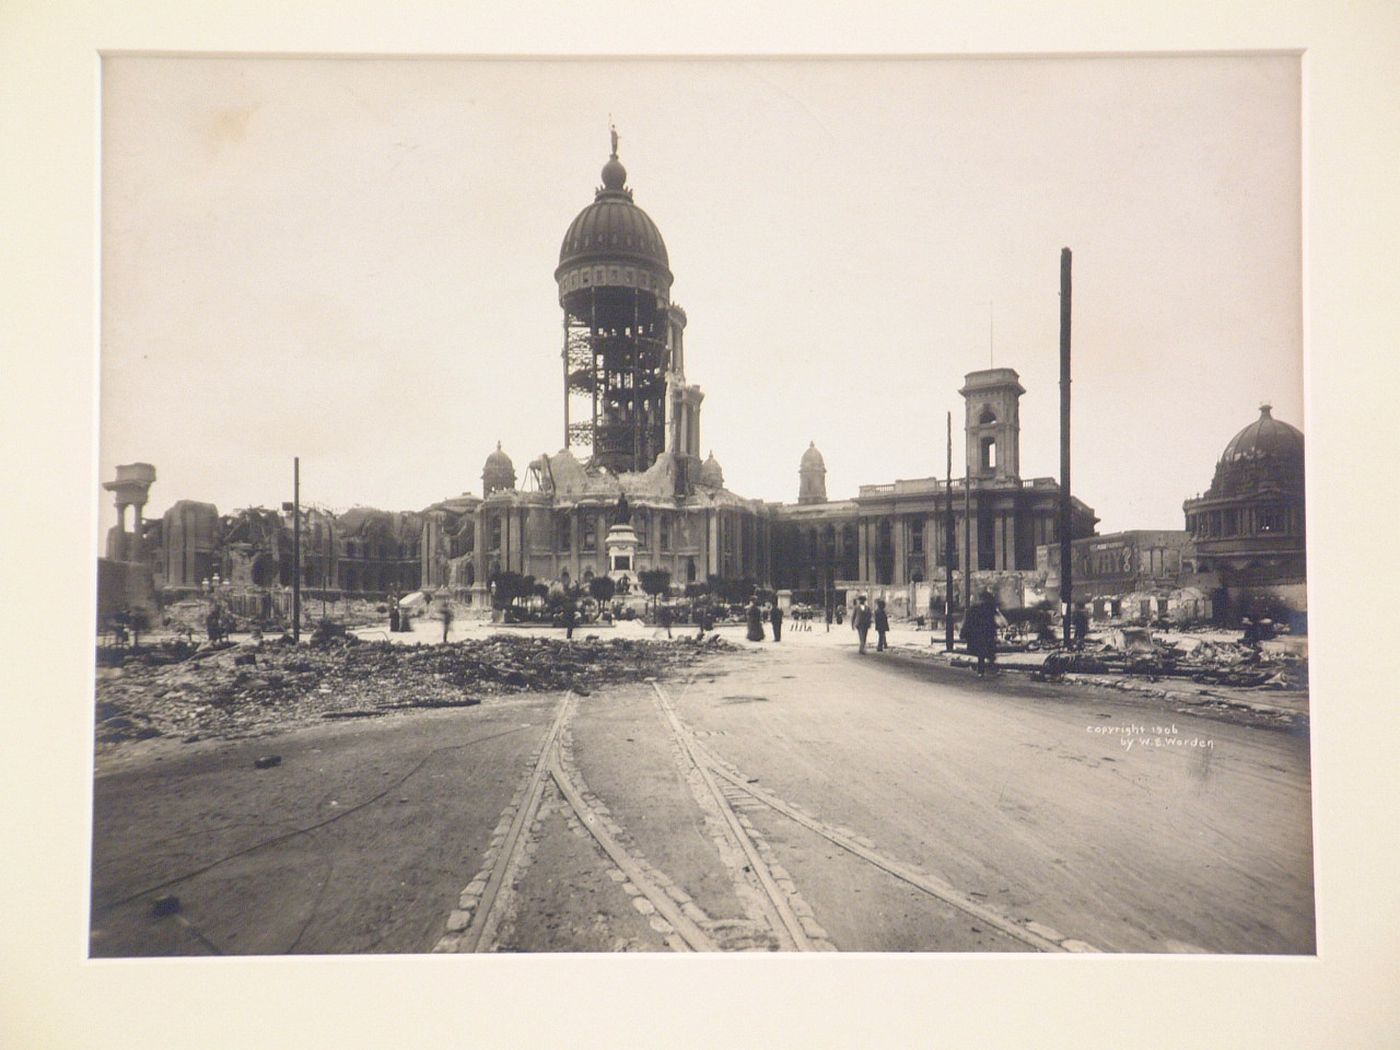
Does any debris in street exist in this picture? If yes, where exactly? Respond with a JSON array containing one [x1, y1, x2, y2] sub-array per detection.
[[94, 635, 740, 750], [254, 755, 282, 769], [151, 894, 181, 917]]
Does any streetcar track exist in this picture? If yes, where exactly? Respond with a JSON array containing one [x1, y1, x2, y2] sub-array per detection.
[[434, 693, 573, 953], [548, 759, 716, 951], [652, 678, 1097, 953], [649, 680, 821, 951]]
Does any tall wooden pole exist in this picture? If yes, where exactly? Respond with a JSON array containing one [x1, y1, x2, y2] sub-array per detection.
[[293, 456, 301, 644], [945, 410, 955, 651], [1058, 248, 1073, 644], [963, 430, 972, 611]]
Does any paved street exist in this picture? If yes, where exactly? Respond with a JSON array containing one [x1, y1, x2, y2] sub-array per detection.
[[90, 625, 1314, 955]]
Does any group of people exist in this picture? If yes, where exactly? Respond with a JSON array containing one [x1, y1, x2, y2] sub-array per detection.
[[744, 598, 783, 642], [849, 596, 891, 654]]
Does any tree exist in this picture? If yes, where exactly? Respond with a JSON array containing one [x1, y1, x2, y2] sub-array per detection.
[[638, 568, 672, 615], [489, 571, 529, 610], [588, 575, 616, 604], [708, 575, 756, 605]]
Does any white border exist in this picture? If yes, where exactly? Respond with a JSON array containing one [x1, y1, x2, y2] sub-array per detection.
[[3, 3, 1398, 1048]]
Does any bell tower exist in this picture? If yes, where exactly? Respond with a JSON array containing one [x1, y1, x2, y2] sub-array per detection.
[[960, 368, 1024, 482]]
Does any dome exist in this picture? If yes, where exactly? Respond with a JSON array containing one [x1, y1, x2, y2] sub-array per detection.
[[1203, 405, 1305, 501], [482, 441, 516, 495], [699, 451, 724, 488], [556, 138, 670, 277], [1220, 404, 1303, 462], [800, 441, 826, 471]]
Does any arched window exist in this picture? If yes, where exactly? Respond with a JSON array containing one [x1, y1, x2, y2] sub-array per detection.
[[979, 406, 997, 424]]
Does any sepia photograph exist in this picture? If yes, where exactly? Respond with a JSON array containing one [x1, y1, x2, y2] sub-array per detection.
[[88, 53, 1315, 959]]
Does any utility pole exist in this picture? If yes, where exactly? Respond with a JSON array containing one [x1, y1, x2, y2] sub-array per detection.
[[293, 457, 302, 644], [963, 432, 972, 611], [1058, 248, 1073, 646], [944, 410, 955, 651]]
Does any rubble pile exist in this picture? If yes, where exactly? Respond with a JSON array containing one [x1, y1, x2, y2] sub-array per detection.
[[1036, 635, 1308, 690], [94, 635, 737, 749]]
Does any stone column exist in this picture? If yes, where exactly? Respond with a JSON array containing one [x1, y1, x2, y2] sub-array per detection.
[[707, 511, 719, 578], [473, 513, 486, 586], [967, 499, 980, 578], [893, 515, 907, 585], [128, 503, 144, 560]]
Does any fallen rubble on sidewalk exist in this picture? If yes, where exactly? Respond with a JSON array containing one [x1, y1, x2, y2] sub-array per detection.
[[1029, 633, 1309, 691], [93, 635, 740, 750]]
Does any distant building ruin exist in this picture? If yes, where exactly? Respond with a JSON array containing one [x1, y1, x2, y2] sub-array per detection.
[[110, 136, 1107, 621]]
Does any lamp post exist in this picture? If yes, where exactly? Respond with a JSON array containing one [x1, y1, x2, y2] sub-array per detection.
[[1058, 249, 1073, 645], [945, 410, 955, 651]]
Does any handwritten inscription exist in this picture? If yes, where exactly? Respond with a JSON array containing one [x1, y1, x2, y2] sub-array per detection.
[[1086, 723, 1214, 752]]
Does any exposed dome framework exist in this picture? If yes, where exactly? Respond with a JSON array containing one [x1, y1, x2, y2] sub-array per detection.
[[556, 129, 685, 476]]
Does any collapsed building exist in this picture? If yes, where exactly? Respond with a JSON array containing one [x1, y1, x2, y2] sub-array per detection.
[[1182, 404, 1307, 627], [110, 134, 1294, 626], [98, 470, 424, 626], [414, 139, 1099, 617]]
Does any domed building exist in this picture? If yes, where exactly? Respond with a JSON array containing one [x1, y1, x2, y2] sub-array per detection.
[[419, 137, 1098, 619], [556, 127, 697, 478], [798, 442, 827, 504], [1183, 404, 1307, 620], [134, 133, 1103, 623], [420, 132, 773, 604], [482, 442, 516, 495], [698, 451, 725, 490]]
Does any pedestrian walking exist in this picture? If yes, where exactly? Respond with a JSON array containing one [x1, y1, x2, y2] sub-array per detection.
[[769, 601, 783, 642], [658, 602, 673, 639], [874, 598, 890, 652], [440, 600, 454, 644], [1072, 603, 1089, 650], [963, 590, 1000, 676], [563, 599, 577, 640], [854, 596, 872, 654], [745, 598, 765, 642], [826, 604, 834, 632], [697, 603, 715, 639]]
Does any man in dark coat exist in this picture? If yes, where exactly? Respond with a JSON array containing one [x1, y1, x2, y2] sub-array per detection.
[[874, 598, 890, 651], [853, 596, 873, 654], [963, 591, 999, 676], [1072, 604, 1089, 650], [658, 602, 673, 639], [769, 601, 783, 642], [562, 599, 577, 640]]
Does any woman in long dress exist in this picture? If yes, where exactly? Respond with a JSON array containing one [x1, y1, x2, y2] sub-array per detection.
[[745, 598, 765, 642]]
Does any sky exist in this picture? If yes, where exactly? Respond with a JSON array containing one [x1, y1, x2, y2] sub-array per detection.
[[100, 54, 1302, 535]]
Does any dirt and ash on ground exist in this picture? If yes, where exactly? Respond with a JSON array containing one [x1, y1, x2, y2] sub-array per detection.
[[94, 634, 736, 750]]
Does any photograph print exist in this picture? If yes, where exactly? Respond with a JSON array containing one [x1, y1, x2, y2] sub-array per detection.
[[91, 53, 1310, 956]]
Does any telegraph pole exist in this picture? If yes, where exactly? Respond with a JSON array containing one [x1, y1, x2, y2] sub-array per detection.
[[293, 456, 302, 644], [944, 410, 955, 651], [1058, 249, 1073, 645], [962, 432, 972, 611]]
